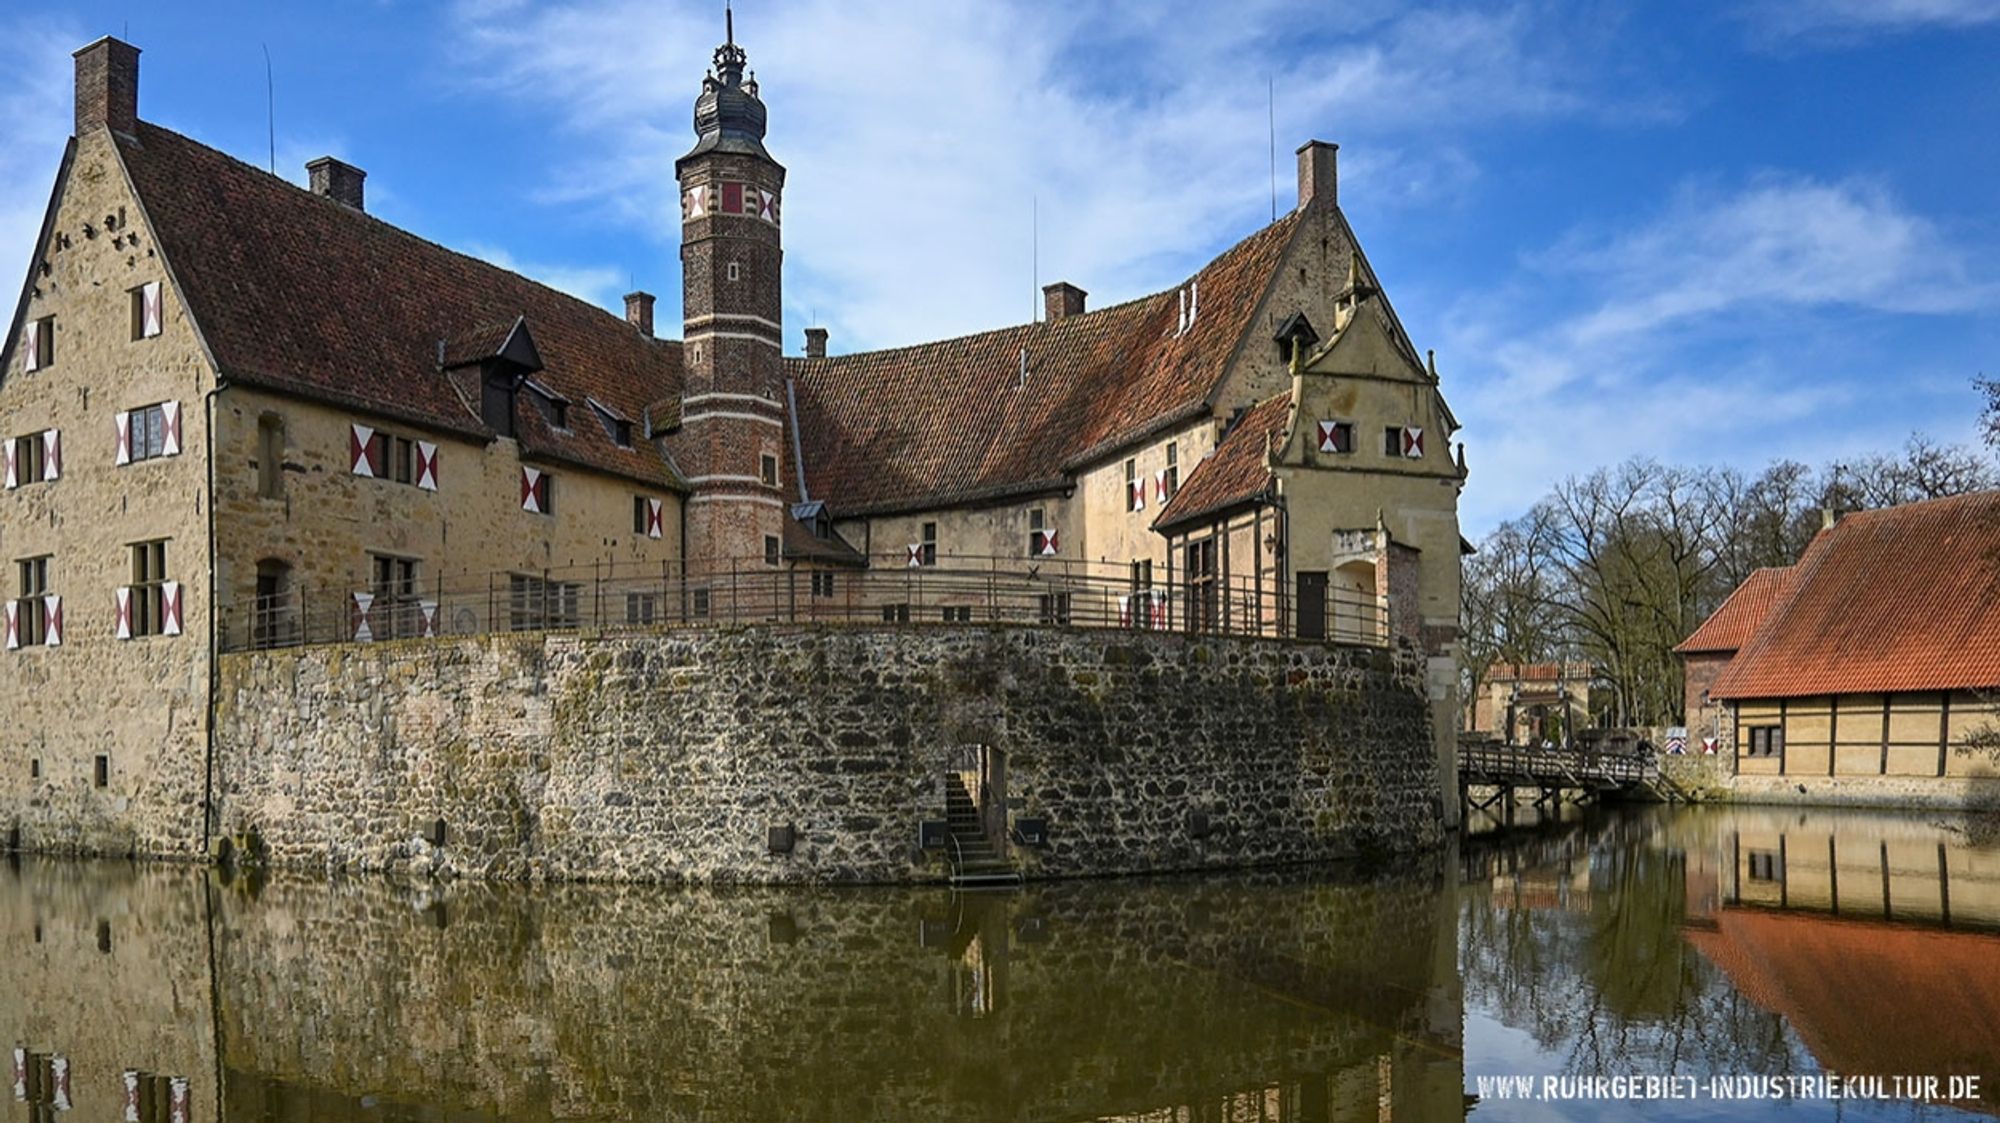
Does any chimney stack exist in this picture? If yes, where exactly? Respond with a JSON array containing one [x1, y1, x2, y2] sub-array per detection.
[[307, 157, 367, 211], [73, 37, 140, 138], [1042, 282, 1087, 321], [624, 291, 656, 337], [804, 327, 828, 359], [1296, 140, 1338, 209]]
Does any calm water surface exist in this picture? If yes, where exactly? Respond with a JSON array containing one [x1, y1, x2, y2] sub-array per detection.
[[5, 804, 1997, 1121]]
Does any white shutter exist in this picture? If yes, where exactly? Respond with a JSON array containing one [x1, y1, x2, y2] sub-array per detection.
[[41, 428, 59, 480], [415, 440, 438, 490], [115, 411, 132, 465], [141, 281, 163, 338], [22, 320, 38, 372], [2, 439, 14, 489], [3, 602, 17, 650], [160, 401, 182, 456], [647, 497, 664, 539], [115, 587, 132, 640], [521, 466, 542, 512], [43, 594, 61, 647], [161, 580, 183, 637], [351, 592, 375, 642], [351, 424, 376, 477], [1402, 426, 1424, 459]]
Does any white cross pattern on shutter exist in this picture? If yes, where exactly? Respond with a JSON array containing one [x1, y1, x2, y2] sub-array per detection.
[[1401, 426, 1424, 458], [115, 587, 133, 640], [43, 595, 61, 647], [351, 424, 376, 477], [161, 581, 183, 637], [160, 401, 182, 457], [3, 601, 17, 650], [115, 411, 132, 465], [2, 439, 14, 489], [141, 281, 163, 338], [42, 429, 59, 480], [351, 591, 375, 642], [415, 440, 438, 490]]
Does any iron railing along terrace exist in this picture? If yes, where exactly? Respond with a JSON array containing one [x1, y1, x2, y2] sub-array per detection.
[[216, 554, 1392, 654]]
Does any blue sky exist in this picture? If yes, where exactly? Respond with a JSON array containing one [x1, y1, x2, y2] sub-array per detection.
[[2, 1, 1995, 532]]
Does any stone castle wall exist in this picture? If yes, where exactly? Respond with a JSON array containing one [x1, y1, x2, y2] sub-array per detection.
[[213, 625, 1443, 883]]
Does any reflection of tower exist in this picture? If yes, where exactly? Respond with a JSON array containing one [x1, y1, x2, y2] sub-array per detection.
[[677, 8, 789, 572]]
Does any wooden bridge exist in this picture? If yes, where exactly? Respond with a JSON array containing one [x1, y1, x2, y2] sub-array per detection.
[[1458, 741, 1687, 821]]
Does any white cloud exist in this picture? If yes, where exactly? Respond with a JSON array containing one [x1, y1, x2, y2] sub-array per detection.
[[0, 14, 84, 286], [1444, 176, 1995, 530], [446, 0, 1671, 352], [461, 241, 625, 310], [1749, 0, 2000, 39]]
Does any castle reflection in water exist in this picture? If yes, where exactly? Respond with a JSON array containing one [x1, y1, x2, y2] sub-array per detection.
[[6, 804, 1999, 1122]]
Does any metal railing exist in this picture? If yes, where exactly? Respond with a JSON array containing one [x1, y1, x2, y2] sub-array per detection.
[[1459, 741, 1658, 787], [216, 555, 1391, 654]]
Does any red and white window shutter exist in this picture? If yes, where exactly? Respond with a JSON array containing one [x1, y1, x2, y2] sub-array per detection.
[[646, 497, 664, 539], [1317, 420, 1343, 454], [1035, 529, 1059, 556], [115, 411, 132, 465], [3, 602, 17, 650], [1400, 426, 1424, 458], [2, 440, 14, 489], [1153, 469, 1169, 504], [906, 543, 923, 567], [350, 423, 377, 477], [42, 428, 59, 480], [140, 281, 163, 338], [418, 600, 439, 638], [521, 466, 547, 513], [351, 592, 374, 643], [415, 440, 439, 490], [161, 581, 183, 636], [115, 587, 132, 640], [161, 401, 181, 456], [43, 595, 61, 647], [21, 319, 39, 372], [1129, 479, 1146, 511]]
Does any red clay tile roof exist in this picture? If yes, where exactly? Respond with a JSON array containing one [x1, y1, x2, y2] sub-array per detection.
[[788, 209, 1307, 515], [1675, 567, 1795, 654], [1707, 491, 2000, 699], [116, 122, 685, 489], [1152, 392, 1291, 532]]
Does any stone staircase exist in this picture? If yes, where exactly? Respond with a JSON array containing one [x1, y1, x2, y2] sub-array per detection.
[[945, 775, 1020, 889]]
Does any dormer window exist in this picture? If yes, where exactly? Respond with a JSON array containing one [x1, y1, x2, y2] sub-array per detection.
[[482, 372, 517, 438], [589, 398, 634, 448]]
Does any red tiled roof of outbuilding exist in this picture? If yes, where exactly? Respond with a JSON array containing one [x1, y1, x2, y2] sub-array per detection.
[[1152, 392, 1292, 532], [1706, 491, 2000, 700], [115, 122, 686, 489], [1675, 567, 1795, 654]]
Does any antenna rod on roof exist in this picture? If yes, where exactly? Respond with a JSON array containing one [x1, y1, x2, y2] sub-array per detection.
[[1032, 194, 1039, 324], [1268, 77, 1276, 222], [263, 43, 276, 175]]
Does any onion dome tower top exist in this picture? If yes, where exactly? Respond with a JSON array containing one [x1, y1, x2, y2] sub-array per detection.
[[679, 4, 772, 171]]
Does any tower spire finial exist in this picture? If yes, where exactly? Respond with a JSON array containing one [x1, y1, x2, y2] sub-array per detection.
[[726, 0, 734, 46]]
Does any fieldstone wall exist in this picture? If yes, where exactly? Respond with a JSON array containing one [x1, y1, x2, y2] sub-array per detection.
[[214, 625, 1442, 883]]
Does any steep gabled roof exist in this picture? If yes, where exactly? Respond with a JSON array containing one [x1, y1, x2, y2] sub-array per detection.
[[1708, 491, 2000, 700], [788, 209, 1307, 516], [1152, 392, 1291, 533], [1675, 567, 1795, 655], [114, 122, 684, 489]]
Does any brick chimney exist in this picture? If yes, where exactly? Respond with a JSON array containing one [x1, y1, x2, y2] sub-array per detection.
[[1297, 140, 1338, 209], [74, 37, 140, 137], [624, 291, 656, 337], [307, 157, 366, 211], [1042, 282, 1087, 321], [804, 327, 828, 359]]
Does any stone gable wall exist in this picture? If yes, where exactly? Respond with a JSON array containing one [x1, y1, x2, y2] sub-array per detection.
[[214, 625, 1442, 883]]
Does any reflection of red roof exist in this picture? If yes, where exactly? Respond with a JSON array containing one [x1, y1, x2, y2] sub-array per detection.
[[1684, 909, 2000, 1115], [1708, 492, 2000, 699], [1675, 567, 1793, 654], [1152, 393, 1291, 532]]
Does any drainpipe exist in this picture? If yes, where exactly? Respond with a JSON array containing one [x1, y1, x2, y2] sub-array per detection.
[[202, 380, 227, 859]]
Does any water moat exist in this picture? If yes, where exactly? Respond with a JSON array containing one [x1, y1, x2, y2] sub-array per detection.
[[5, 804, 1997, 1121]]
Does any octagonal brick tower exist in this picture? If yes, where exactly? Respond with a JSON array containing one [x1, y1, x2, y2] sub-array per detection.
[[676, 11, 788, 573]]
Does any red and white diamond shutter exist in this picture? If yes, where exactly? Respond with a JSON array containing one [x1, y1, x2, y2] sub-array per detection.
[[115, 411, 132, 465], [42, 429, 59, 480], [2, 439, 14, 489], [21, 320, 39, 373], [1317, 421, 1342, 454], [160, 401, 181, 457], [1154, 469, 1168, 503], [906, 544, 923, 567], [1118, 595, 1133, 628], [418, 600, 439, 638], [1129, 480, 1145, 511], [161, 581, 183, 637], [42, 595, 61, 647], [646, 497, 664, 539], [1038, 529, 1059, 556], [3, 601, 17, 650], [169, 1077, 189, 1123], [414, 440, 438, 490], [115, 587, 132, 640], [1151, 590, 1170, 629], [1401, 426, 1424, 458], [350, 424, 377, 477], [123, 1070, 140, 1122], [351, 592, 374, 642], [521, 466, 544, 512], [140, 281, 163, 338]]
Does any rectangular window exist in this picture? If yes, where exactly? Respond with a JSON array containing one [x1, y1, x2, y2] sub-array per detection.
[[1125, 458, 1140, 511], [940, 605, 972, 623], [131, 403, 170, 462], [691, 587, 712, 619], [1163, 442, 1179, 498], [482, 375, 516, 437], [12, 434, 46, 485], [1185, 537, 1219, 632], [1383, 426, 1404, 456], [1130, 559, 1153, 591], [94, 755, 109, 789], [1747, 850, 1781, 881], [15, 556, 49, 647], [130, 540, 168, 637], [1037, 592, 1071, 626], [760, 453, 779, 487], [370, 554, 419, 640], [919, 522, 937, 567], [257, 414, 286, 498], [1745, 725, 1784, 758], [1322, 421, 1354, 454], [880, 602, 911, 623], [810, 571, 836, 598], [391, 436, 416, 485], [764, 534, 781, 567], [508, 573, 580, 631], [130, 283, 163, 340], [633, 495, 651, 535], [625, 592, 658, 626], [1027, 508, 1053, 557]]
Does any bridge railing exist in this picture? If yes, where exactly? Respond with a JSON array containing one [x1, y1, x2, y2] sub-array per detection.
[[1459, 741, 1658, 786], [216, 555, 1391, 654]]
